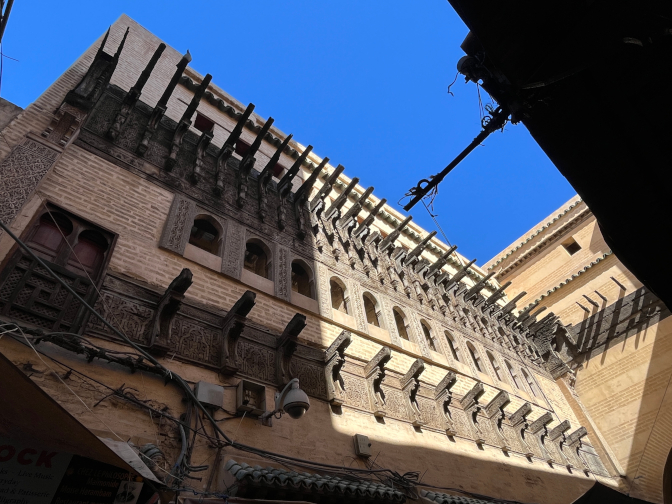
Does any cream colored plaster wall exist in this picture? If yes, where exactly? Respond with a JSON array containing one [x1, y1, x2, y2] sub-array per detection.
[[572, 316, 672, 502]]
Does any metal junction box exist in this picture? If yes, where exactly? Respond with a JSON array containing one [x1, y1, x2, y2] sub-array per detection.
[[236, 380, 267, 416], [194, 381, 224, 409], [353, 434, 372, 458]]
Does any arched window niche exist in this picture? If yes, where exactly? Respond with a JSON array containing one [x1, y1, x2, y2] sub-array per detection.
[[445, 331, 461, 362], [506, 360, 522, 390], [363, 292, 382, 328], [487, 351, 503, 381], [239, 237, 276, 296], [291, 260, 315, 299], [467, 342, 483, 374], [244, 238, 272, 279], [329, 276, 358, 327], [522, 369, 541, 398], [330, 277, 349, 314], [420, 320, 437, 352], [290, 259, 318, 313], [393, 307, 410, 341], [184, 214, 224, 271]]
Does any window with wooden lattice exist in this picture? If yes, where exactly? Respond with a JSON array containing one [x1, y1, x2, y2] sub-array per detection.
[[0, 204, 116, 333]]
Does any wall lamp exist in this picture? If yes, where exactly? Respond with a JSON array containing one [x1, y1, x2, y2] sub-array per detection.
[[260, 378, 310, 427]]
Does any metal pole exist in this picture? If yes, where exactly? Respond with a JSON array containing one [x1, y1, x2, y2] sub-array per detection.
[[0, 0, 15, 44]]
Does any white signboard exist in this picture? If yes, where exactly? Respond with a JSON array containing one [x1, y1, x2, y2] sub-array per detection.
[[0, 437, 72, 504]]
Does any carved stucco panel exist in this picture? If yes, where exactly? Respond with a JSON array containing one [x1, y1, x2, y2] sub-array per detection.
[[315, 262, 333, 318], [236, 340, 276, 383], [173, 315, 220, 366], [221, 219, 245, 279], [289, 359, 328, 399], [159, 193, 198, 255], [275, 246, 290, 301], [450, 408, 472, 438], [380, 295, 401, 346], [381, 385, 408, 421], [0, 138, 60, 231], [409, 312, 431, 358], [88, 292, 153, 345], [342, 373, 369, 410], [348, 279, 368, 333], [417, 396, 443, 429]]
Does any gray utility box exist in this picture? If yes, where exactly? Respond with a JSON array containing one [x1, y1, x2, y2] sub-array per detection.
[[353, 434, 372, 458], [194, 381, 224, 409], [236, 380, 266, 417]]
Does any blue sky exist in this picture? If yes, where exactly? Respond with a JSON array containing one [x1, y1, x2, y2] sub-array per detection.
[[0, 0, 575, 263]]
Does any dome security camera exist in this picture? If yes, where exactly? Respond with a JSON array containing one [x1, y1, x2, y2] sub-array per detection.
[[260, 378, 310, 426]]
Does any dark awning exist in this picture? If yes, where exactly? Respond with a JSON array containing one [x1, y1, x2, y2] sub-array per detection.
[[0, 349, 159, 482], [571, 482, 653, 503]]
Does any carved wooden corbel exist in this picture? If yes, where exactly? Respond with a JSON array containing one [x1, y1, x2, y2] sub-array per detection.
[[293, 158, 328, 239], [548, 420, 572, 467], [324, 330, 352, 406], [275, 314, 307, 386], [190, 130, 213, 184], [565, 427, 589, 470], [364, 347, 392, 418], [149, 269, 193, 355], [528, 412, 554, 462], [107, 43, 166, 141], [401, 358, 426, 427], [165, 74, 212, 172], [509, 402, 534, 457], [434, 372, 458, 435], [219, 290, 256, 375], [459, 382, 486, 444], [483, 390, 511, 451]]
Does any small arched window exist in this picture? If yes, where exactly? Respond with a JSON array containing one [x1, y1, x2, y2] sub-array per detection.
[[421, 321, 437, 352], [506, 361, 522, 389], [291, 260, 314, 298], [487, 351, 503, 381], [189, 217, 221, 255], [522, 369, 540, 397], [445, 331, 460, 362], [330, 277, 348, 314], [393, 307, 409, 340], [28, 212, 73, 262], [363, 292, 381, 327], [66, 230, 109, 278], [467, 342, 483, 373], [244, 239, 272, 279]]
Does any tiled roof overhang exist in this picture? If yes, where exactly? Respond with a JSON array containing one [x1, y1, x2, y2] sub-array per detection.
[[225, 460, 406, 503]]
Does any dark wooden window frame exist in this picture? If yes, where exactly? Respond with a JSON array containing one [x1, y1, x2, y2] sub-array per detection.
[[0, 202, 117, 334]]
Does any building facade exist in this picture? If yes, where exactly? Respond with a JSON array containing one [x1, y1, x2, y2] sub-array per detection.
[[484, 198, 672, 503], [0, 15, 618, 504]]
